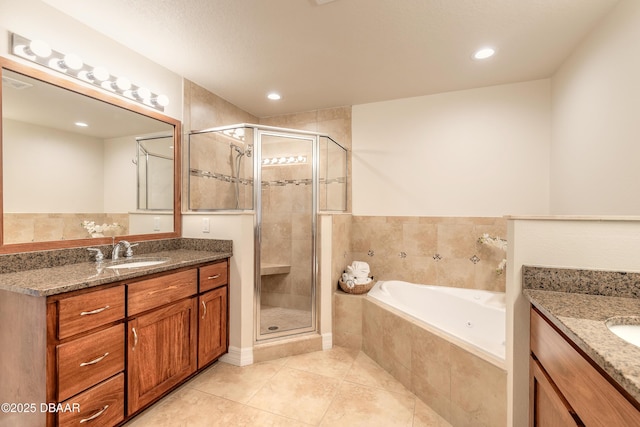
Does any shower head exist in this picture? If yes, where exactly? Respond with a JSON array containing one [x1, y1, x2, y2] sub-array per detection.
[[231, 143, 252, 157]]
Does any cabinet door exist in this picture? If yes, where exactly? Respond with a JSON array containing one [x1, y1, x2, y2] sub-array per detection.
[[198, 286, 228, 368], [529, 356, 581, 427], [127, 297, 197, 415]]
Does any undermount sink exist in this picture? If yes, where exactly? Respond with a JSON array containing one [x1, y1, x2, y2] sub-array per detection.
[[606, 317, 640, 348], [105, 257, 170, 269]]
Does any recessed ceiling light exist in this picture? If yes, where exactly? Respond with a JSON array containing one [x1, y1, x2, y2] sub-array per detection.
[[473, 47, 496, 60], [75, 122, 88, 127], [267, 92, 281, 100]]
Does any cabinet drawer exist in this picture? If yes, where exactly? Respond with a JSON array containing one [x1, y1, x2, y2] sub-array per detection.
[[58, 286, 125, 339], [57, 323, 125, 402], [530, 308, 640, 426], [199, 261, 228, 292], [58, 373, 124, 427], [128, 269, 198, 316]]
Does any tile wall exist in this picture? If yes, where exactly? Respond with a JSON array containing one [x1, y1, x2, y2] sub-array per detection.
[[332, 215, 507, 349], [4, 213, 129, 244], [337, 215, 507, 290]]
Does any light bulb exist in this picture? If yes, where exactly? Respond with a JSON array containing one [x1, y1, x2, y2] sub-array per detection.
[[152, 94, 169, 107], [113, 76, 131, 91], [133, 87, 151, 100], [267, 92, 281, 100], [88, 66, 109, 82], [29, 40, 51, 58], [60, 53, 83, 70]]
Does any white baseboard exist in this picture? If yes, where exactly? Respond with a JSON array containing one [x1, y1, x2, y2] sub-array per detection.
[[322, 332, 333, 350], [219, 345, 254, 366]]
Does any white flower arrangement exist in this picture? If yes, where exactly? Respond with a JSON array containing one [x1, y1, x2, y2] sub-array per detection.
[[478, 233, 507, 274], [81, 220, 122, 238]]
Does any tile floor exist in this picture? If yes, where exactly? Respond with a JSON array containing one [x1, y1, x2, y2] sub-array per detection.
[[125, 346, 451, 426]]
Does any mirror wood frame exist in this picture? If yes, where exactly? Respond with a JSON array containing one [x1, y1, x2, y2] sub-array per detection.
[[0, 57, 182, 254]]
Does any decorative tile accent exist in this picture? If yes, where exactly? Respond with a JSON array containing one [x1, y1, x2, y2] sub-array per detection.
[[399, 252, 407, 259], [469, 255, 481, 264], [433, 253, 442, 261], [368, 250, 375, 257]]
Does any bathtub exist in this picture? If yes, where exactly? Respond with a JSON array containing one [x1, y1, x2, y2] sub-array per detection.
[[367, 280, 506, 365]]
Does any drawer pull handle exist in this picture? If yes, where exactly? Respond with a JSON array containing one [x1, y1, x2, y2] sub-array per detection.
[[80, 305, 110, 316], [79, 352, 109, 367], [202, 300, 207, 319], [79, 404, 109, 423], [132, 327, 138, 351], [207, 274, 221, 280]]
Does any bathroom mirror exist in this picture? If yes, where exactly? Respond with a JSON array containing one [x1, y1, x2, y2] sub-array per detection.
[[0, 57, 181, 253]]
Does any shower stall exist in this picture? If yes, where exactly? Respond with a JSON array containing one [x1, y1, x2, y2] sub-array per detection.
[[189, 124, 347, 341]]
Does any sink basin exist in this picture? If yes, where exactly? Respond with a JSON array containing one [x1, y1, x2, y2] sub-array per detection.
[[606, 317, 640, 348], [105, 257, 170, 269]]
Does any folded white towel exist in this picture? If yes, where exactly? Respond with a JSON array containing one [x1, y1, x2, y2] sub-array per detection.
[[354, 277, 372, 285], [347, 261, 370, 278], [352, 261, 370, 272]]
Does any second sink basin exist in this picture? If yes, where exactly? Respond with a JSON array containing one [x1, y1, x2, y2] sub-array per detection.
[[606, 317, 640, 348], [105, 257, 170, 270]]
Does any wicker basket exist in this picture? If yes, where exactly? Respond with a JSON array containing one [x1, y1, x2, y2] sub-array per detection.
[[338, 277, 375, 295]]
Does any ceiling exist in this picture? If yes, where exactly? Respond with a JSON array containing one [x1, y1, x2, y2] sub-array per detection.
[[41, 0, 619, 118]]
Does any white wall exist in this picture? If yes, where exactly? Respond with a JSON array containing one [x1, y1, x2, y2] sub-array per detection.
[[3, 119, 104, 212], [0, 0, 183, 120], [551, 0, 640, 215], [182, 213, 256, 366], [103, 135, 137, 213], [352, 79, 551, 217]]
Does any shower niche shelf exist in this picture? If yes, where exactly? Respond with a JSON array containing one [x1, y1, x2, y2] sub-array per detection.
[[260, 263, 291, 276]]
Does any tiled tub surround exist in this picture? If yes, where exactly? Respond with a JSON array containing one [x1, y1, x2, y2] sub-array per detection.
[[523, 265, 640, 404], [362, 296, 507, 426], [0, 238, 232, 295], [344, 216, 507, 292], [331, 215, 508, 425]]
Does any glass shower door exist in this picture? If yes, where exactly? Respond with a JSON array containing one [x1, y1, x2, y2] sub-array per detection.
[[255, 131, 316, 340]]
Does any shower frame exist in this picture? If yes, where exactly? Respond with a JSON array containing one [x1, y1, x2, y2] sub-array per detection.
[[188, 123, 347, 343]]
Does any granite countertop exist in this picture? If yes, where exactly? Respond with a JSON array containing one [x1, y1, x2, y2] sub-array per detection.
[[0, 249, 232, 297], [524, 288, 640, 403]]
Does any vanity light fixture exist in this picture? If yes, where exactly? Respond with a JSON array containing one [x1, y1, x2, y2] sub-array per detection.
[[10, 33, 169, 111], [262, 155, 307, 166]]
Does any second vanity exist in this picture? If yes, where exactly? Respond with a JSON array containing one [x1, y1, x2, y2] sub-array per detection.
[[523, 266, 640, 426], [0, 238, 232, 427]]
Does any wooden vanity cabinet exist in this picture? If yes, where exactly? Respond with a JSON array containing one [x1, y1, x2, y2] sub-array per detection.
[[0, 258, 229, 427], [47, 284, 127, 427], [198, 260, 229, 368], [530, 307, 640, 426], [127, 296, 197, 414], [126, 260, 229, 416]]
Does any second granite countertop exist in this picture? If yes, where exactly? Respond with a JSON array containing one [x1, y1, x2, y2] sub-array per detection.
[[0, 249, 232, 297], [524, 289, 640, 404]]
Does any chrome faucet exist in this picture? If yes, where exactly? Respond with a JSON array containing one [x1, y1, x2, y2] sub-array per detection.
[[112, 240, 136, 260]]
